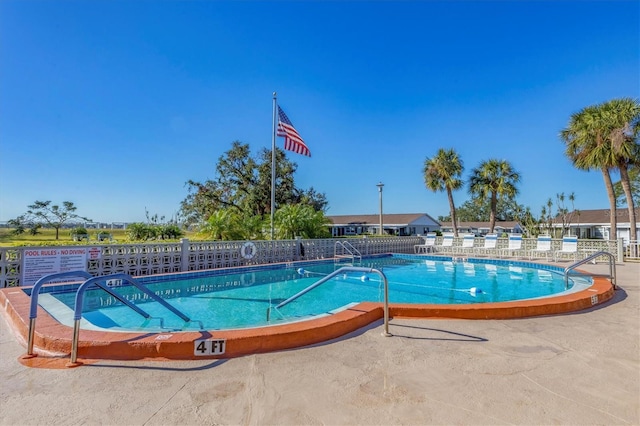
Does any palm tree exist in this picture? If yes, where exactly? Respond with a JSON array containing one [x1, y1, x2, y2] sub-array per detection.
[[560, 98, 640, 242], [274, 204, 330, 239], [201, 209, 243, 240], [605, 98, 640, 242], [468, 159, 520, 234], [423, 148, 464, 236], [614, 165, 639, 207]]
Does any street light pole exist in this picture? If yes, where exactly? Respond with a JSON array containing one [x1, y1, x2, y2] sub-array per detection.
[[376, 182, 384, 236]]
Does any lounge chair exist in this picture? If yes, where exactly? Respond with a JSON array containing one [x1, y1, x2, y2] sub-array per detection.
[[501, 234, 524, 258], [414, 232, 437, 254], [433, 232, 454, 254], [478, 233, 498, 256], [454, 234, 476, 255], [554, 236, 579, 262], [529, 235, 552, 261]]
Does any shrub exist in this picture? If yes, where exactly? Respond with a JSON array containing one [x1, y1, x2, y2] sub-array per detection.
[[160, 224, 183, 240], [71, 227, 89, 236], [126, 223, 154, 241]]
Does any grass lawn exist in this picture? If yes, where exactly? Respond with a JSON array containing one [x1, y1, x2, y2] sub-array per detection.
[[0, 228, 198, 247]]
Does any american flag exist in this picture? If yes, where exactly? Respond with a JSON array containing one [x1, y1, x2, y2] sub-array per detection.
[[277, 106, 311, 157]]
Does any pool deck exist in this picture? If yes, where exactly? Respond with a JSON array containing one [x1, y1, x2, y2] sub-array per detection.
[[1, 260, 638, 425]]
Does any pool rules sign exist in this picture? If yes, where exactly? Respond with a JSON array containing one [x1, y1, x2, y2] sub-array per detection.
[[22, 247, 101, 286]]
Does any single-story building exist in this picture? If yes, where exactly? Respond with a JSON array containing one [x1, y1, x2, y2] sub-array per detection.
[[439, 221, 524, 236], [327, 213, 441, 237], [549, 208, 639, 243]]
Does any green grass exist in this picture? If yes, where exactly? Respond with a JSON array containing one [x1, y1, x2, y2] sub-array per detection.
[[0, 228, 198, 247]]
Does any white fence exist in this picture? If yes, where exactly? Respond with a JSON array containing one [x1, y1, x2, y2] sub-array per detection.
[[0, 236, 626, 288], [625, 240, 640, 261]]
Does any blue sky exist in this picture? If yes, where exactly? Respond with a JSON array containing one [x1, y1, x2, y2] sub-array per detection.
[[1, 1, 638, 224]]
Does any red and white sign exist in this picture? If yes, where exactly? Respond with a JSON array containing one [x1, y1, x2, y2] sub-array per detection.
[[88, 247, 102, 260]]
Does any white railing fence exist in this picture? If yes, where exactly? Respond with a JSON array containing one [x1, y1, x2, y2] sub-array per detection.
[[0, 236, 627, 288], [625, 240, 640, 261]]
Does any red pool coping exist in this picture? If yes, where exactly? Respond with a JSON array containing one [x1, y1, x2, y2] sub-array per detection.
[[0, 272, 615, 365]]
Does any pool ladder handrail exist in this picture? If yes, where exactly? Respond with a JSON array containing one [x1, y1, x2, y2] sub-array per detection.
[[334, 241, 362, 262], [24, 271, 172, 360], [69, 273, 204, 366], [563, 251, 617, 290], [24, 271, 92, 359], [266, 266, 391, 337]]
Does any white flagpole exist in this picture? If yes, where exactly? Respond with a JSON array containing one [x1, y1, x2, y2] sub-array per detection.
[[271, 92, 277, 240]]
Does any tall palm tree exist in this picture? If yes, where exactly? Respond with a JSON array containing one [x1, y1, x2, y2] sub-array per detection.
[[560, 98, 640, 242], [614, 165, 639, 207], [604, 98, 640, 242], [560, 103, 618, 240], [423, 148, 464, 236], [468, 159, 520, 234]]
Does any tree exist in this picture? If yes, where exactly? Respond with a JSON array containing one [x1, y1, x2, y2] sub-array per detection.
[[511, 204, 540, 237], [7, 215, 27, 235], [607, 98, 640, 242], [439, 197, 522, 223], [126, 223, 156, 241], [181, 141, 258, 224], [22, 201, 90, 240], [553, 192, 578, 237], [423, 148, 464, 236], [294, 187, 329, 213], [560, 98, 640, 241], [614, 165, 640, 207], [540, 198, 554, 235], [468, 159, 520, 234], [273, 204, 331, 239], [200, 210, 245, 241], [181, 141, 328, 229], [142, 209, 184, 240]]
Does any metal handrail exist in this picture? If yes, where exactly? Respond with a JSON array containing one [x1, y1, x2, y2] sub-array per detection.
[[25, 271, 168, 359], [564, 251, 617, 290], [24, 271, 93, 358], [69, 273, 203, 365], [267, 266, 391, 337], [334, 241, 362, 262]]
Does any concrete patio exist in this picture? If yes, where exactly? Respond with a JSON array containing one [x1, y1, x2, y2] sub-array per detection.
[[1, 261, 638, 425]]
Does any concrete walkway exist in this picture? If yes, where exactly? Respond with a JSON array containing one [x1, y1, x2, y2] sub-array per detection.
[[1, 262, 638, 425]]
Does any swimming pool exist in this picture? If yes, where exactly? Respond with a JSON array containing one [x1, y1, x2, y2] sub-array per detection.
[[34, 254, 592, 332]]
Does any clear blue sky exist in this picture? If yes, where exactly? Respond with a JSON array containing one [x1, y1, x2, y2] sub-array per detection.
[[1, 1, 638, 224]]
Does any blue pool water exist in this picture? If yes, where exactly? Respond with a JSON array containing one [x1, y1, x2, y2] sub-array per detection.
[[37, 255, 591, 332]]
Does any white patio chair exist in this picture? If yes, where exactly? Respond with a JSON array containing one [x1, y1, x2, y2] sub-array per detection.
[[554, 236, 579, 262], [529, 235, 552, 261], [454, 234, 476, 255], [414, 232, 437, 254], [478, 233, 498, 256], [433, 233, 455, 254], [501, 234, 524, 258]]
